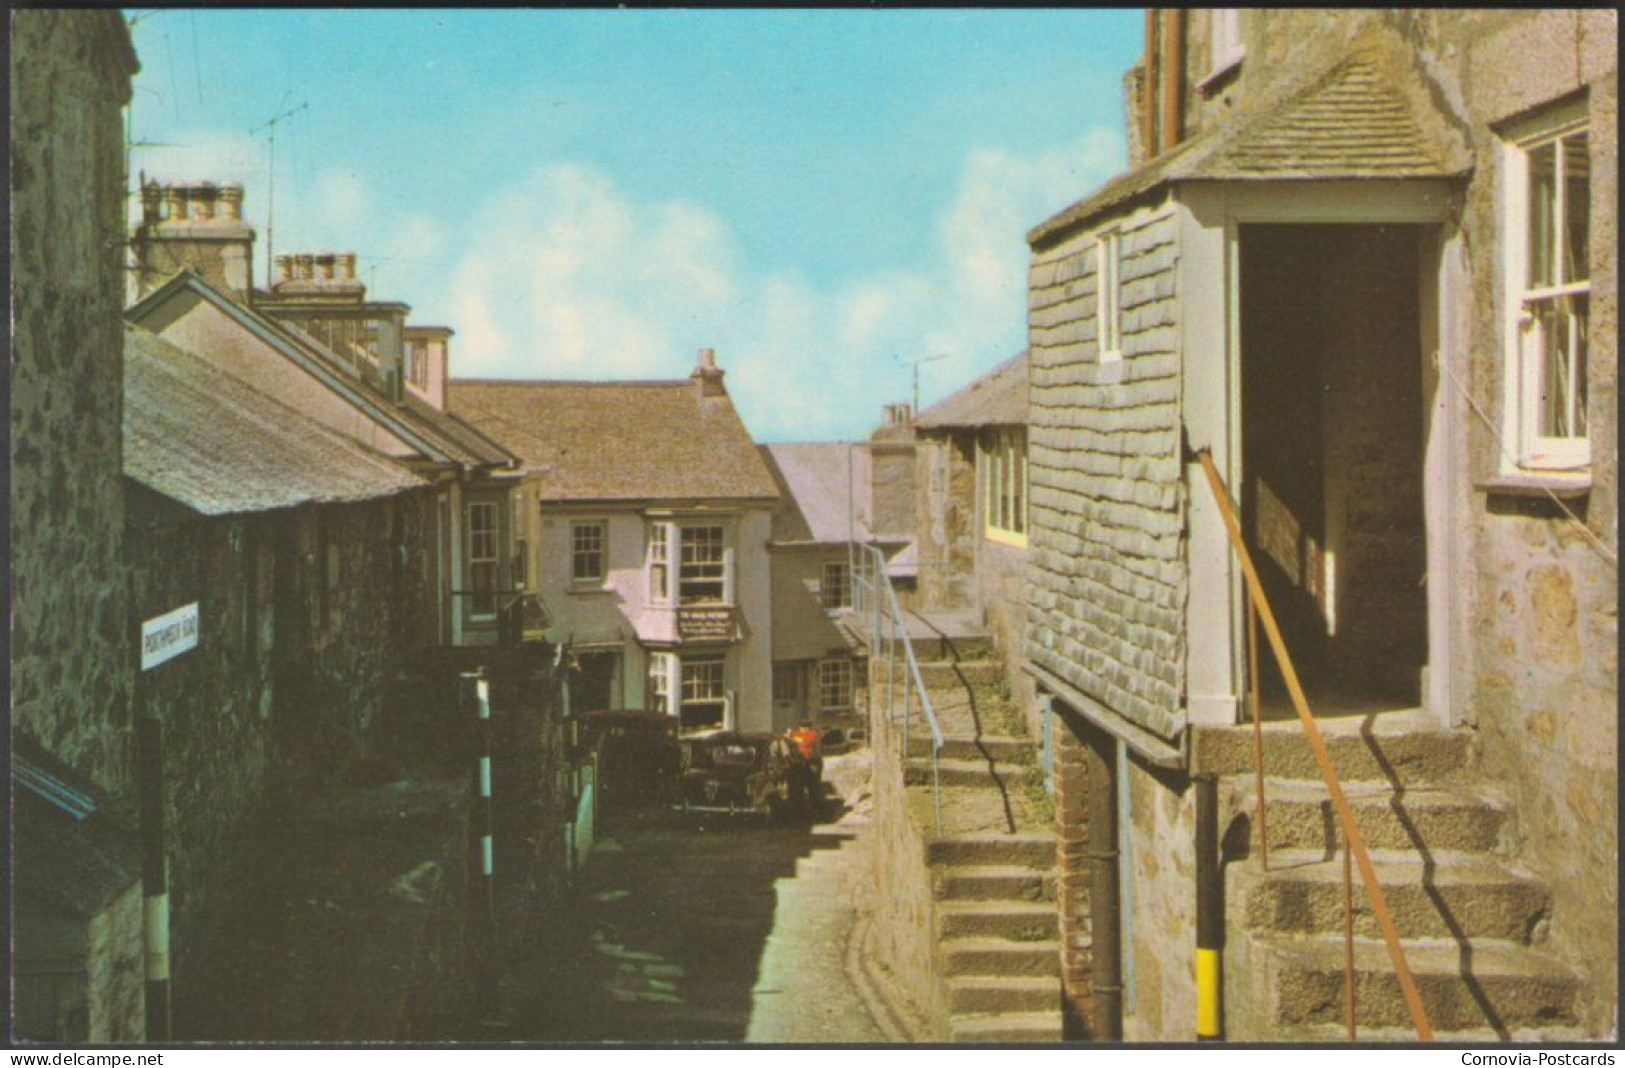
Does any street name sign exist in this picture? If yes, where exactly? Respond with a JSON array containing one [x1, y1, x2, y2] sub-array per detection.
[[141, 603, 199, 671]]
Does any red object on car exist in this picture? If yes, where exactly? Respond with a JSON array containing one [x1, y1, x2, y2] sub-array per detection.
[[789, 725, 822, 763]]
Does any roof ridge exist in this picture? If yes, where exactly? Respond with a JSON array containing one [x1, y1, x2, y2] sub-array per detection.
[[451, 377, 692, 388]]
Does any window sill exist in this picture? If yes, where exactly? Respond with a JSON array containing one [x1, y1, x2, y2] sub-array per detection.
[[1198, 51, 1244, 96], [1478, 470, 1592, 499], [568, 582, 614, 596], [985, 528, 1030, 549]]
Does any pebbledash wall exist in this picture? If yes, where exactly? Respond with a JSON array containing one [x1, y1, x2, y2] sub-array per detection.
[[1027, 8, 1617, 1038], [11, 10, 140, 792]]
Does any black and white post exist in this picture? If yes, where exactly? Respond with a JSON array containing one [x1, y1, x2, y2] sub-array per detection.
[[465, 668, 498, 1014], [137, 715, 171, 1042]]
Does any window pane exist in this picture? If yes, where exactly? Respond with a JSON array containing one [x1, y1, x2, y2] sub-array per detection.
[[1530, 294, 1588, 440], [1527, 140, 1558, 288], [572, 522, 604, 581], [679, 525, 726, 603], [1563, 132, 1590, 285]]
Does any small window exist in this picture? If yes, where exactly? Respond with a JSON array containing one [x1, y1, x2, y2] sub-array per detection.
[[1096, 229, 1122, 363], [1502, 100, 1591, 473], [1208, 9, 1244, 80], [571, 521, 606, 584], [679, 524, 727, 604], [982, 429, 1029, 547], [647, 522, 671, 603], [821, 560, 851, 611], [680, 655, 728, 732], [467, 502, 499, 620], [818, 659, 853, 713], [648, 651, 674, 715], [512, 494, 528, 589]]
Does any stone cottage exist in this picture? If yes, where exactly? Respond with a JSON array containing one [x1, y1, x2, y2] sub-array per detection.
[[1027, 8, 1616, 1041], [124, 234, 522, 648], [450, 351, 783, 733], [913, 352, 1035, 731]]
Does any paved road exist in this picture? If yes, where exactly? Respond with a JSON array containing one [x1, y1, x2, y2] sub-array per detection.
[[503, 752, 886, 1043]]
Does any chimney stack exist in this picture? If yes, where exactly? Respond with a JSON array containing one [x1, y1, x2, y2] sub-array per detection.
[[691, 347, 726, 398], [132, 179, 255, 302]]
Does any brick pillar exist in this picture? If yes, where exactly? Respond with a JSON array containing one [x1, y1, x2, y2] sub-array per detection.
[[1054, 710, 1094, 1037]]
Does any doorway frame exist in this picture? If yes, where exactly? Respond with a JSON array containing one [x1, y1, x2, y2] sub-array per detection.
[[1177, 179, 1464, 729]]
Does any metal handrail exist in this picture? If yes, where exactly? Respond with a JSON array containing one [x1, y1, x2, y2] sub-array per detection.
[[1195, 448, 1433, 1042], [852, 543, 945, 834]]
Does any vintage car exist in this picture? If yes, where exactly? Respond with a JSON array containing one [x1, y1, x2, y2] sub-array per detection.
[[567, 709, 680, 809], [676, 730, 798, 815]]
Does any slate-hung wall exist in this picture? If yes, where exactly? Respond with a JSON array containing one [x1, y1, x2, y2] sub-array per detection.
[[1027, 206, 1185, 744]]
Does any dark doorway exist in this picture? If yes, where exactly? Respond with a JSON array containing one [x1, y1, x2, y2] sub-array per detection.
[[573, 651, 618, 711], [1239, 224, 1428, 712]]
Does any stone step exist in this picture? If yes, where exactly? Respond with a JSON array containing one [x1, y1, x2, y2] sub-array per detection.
[[948, 1011, 1064, 1043], [905, 758, 1041, 789], [944, 937, 1062, 979], [948, 975, 1062, 1015], [1194, 719, 1475, 787], [937, 865, 1057, 903], [914, 659, 1006, 693], [1232, 853, 1551, 944], [908, 633, 995, 661], [1283, 1022, 1600, 1044], [1251, 782, 1511, 856], [929, 832, 1054, 869], [940, 900, 1058, 941], [909, 735, 1035, 764], [1265, 935, 1581, 1032]]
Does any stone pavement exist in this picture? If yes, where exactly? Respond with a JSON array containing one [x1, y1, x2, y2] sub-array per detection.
[[502, 751, 886, 1042]]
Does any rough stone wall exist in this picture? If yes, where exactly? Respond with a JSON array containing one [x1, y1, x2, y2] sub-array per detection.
[[914, 431, 977, 611], [10, 10, 138, 791], [1027, 205, 1185, 743], [864, 662, 946, 1035], [867, 440, 918, 539], [85, 884, 144, 1044], [1432, 10, 1618, 1033], [127, 486, 439, 1007], [1119, 758, 1196, 1041]]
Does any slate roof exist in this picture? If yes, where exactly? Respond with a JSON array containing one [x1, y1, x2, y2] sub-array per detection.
[[12, 736, 141, 919], [449, 379, 780, 503], [126, 271, 519, 472], [1029, 50, 1471, 246], [761, 443, 861, 544], [125, 326, 426, 515], [917, 352, 1029, 431]]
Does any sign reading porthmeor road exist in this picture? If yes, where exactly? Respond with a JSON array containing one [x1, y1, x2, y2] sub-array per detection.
[[141, 603, 199, 671]]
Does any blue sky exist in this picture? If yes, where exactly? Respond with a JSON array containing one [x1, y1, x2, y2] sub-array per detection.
[[128, 9, 1141, 440]]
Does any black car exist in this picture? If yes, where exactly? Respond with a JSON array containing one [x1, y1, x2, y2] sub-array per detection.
[[676, 730, 795, 815], [568, 710, 680, 809]]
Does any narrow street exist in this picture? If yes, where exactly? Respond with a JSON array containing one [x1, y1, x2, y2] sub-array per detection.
[[500, 752, 888, 1043]]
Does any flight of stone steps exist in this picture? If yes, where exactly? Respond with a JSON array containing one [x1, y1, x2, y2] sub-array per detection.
[[896, 635, 1063, 1043], [1198, 715, 1588, 1041]]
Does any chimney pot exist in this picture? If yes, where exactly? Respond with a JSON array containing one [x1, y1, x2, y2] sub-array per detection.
[[162, 184, 188, 221], [698, 347, 717, 370], [276, 254, 293, 283], [218, 182, 244, 220], [296, 253, 315, 280], [337, 252, 357, 280], [316, 252, 336, 280], [191, 182, 218, 221]]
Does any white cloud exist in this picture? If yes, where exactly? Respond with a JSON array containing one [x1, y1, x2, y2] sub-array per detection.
[[447, 129, 1125, 438]]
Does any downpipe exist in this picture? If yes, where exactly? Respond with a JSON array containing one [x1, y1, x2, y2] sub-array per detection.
[[1083, 724, 1122, 1039]]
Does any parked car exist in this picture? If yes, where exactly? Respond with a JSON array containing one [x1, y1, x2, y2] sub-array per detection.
[[568, 710, 680, 809], [677, 730, 794, 815]]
